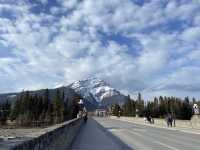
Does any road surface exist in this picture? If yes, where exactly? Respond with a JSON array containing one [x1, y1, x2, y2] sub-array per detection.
[[70, 117, 200, 150]]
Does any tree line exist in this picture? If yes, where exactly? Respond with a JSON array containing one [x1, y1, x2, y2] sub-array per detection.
[[0, 89, 81, 126], [111, 93, 200, 120], [0, 100, 11, 125]]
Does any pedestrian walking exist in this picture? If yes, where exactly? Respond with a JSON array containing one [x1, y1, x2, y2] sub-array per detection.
[[172, 114, 176, 127], [84, 113, 88, 123], [167, 114, 173, 127], [166, 114, 172, 127]]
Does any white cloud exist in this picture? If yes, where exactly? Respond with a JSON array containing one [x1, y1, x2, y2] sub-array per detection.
[[0, 0, 200, 99], [57, 0, 79, 9], [181, 27, 200, 43], [193, 14, 200, 26], [50, 6, 61, 15], [188, 50, 200, 61], [38, 0, 48, 5]]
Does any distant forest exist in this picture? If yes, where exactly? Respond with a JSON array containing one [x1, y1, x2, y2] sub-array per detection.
[[112, 93, 200, 120], [0, 89, 80, 126], [0, 91, 199, 126]]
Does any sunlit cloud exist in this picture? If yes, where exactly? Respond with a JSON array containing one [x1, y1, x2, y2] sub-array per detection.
[[0, 0, 200, 99]]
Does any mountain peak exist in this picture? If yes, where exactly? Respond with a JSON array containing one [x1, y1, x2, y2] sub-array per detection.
[[71, 77, 107, 89], [69, 77, 126, 106]]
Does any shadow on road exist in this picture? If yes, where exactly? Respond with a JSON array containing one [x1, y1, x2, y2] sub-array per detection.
[[70, 118, 133, 150], [93, 119, 133, 150]]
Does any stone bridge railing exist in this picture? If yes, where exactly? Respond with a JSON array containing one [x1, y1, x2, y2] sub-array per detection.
[[111, 116, 200, 129], [11, 118, 83, 150]]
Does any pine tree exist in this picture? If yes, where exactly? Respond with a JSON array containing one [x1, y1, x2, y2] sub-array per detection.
[[43, 89, 49, 112], [0, 101, 11, 125], [112, 104, 121, 116], [136, 93, 144, 117], [10, 96, 20, 121], [180, 97, 192, 120], [123, 95, 135, 116], [52, 89, 65, 123]]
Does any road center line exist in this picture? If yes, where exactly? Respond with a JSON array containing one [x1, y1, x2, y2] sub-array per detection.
[[153, 141, 179, 150]]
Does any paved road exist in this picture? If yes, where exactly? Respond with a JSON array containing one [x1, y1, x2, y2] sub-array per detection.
[[71, 117, 200, 150]]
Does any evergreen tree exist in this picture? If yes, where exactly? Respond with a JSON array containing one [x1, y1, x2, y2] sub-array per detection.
[[43, 89, 49, 112], [9, 89, 78, 126], [52, 89, 65, 123], [136, 93, 144, 117], [121, 95, 195, 120], [0, 100, 11, 125], [112, 104, 121, 116], [180, 97, 192, 120], [10, 96, 21, 121], [123, 95, 135, 116]]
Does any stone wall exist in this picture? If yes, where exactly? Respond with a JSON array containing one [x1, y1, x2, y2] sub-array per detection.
[[11, 118, 83, 150], [191, 115, 200, 128], [111, 116, 200, 129]]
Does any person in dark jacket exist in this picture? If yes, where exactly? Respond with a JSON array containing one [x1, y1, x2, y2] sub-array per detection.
[[84, 113, 88, 123]]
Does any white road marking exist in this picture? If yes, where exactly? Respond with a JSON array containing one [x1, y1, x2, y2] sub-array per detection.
[[110, 128, 144, 137], [153, 141, 179, 150], [127, 130, 143, 137], [151, 130, 200, 145], [132, 128, 146, 132], [108, 128, 125, 132]]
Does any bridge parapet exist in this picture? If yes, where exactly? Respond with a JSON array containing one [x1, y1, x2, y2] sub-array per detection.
[[9, 118, 83, 150], [111, 116, 200, 129]]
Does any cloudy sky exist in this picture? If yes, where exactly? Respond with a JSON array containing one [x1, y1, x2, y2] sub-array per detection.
[[0, 0, 200, 99]]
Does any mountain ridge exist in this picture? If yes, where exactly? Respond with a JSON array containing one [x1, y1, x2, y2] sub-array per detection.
[[69, 77, 128, 107]]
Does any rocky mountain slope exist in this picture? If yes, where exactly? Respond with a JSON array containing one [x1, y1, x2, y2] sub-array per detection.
[[69, 77, 128, 107]]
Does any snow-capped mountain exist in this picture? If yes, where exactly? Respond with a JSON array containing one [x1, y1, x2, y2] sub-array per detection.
[[69, 77, 127, 106]]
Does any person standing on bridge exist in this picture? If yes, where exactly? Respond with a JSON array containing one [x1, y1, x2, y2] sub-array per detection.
[[84, 112, 87, 123], [166, 113, 173, 127], [172, 113, 176, 127]]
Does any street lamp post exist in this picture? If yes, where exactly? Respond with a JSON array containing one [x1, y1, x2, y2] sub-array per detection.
[[77, 99, 84, 118], [136, 109, 139, 118], [193, 104, 199, 115]]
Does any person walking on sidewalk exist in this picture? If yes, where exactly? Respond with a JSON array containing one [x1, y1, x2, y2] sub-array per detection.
[[83, 107, 88, 123], [172, 113, 176, 127], [84, 112, 88, 123], [166, 113, 173, 127]]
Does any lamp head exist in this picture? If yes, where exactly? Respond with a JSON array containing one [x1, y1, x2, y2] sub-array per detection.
[[78, 99, 84, 105]]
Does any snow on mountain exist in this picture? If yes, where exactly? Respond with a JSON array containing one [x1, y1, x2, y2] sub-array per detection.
[[69, 77, 127, 106]]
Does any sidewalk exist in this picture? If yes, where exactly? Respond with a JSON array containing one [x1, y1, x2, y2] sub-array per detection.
[[111, 116, 200, 135]]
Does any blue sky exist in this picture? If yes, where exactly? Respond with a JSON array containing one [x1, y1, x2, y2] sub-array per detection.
[[0, 0, 200, 99]]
